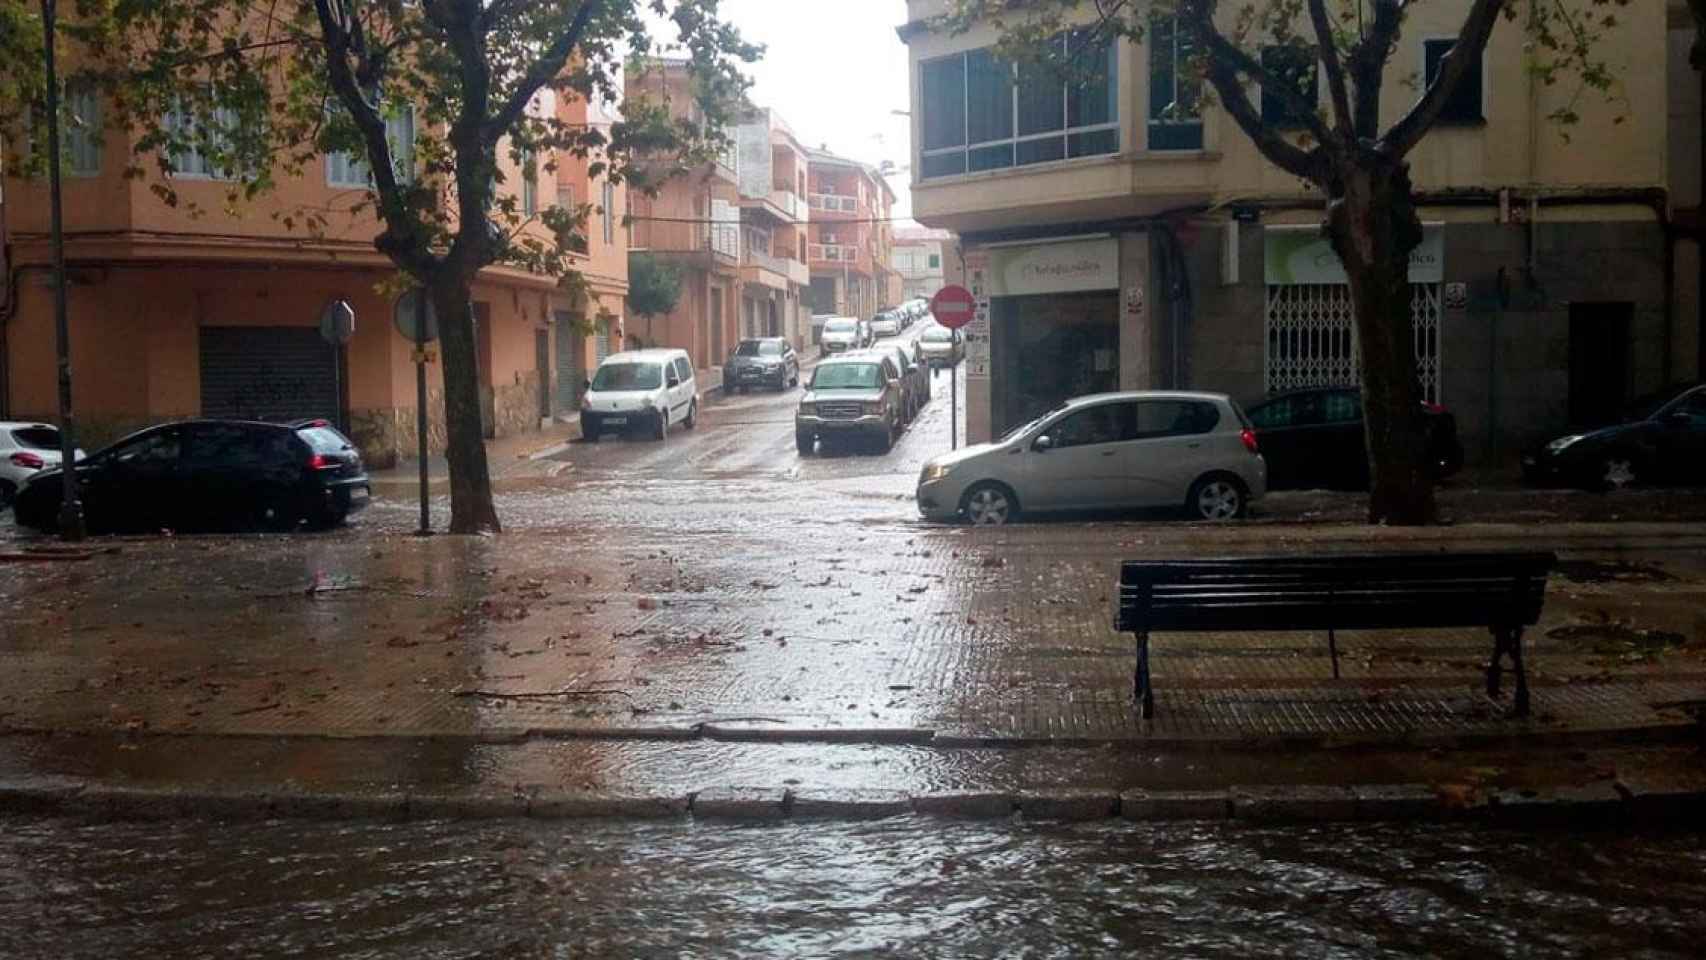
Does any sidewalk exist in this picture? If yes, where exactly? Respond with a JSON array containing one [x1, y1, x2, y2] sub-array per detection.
[[366, 420, 580, 494]]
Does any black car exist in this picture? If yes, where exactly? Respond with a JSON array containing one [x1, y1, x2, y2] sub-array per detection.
[[13, 419, 370, 534], [1245, 388, 1464, 491], [1522, 383, 1706, 490], [725, 337, 800, 393]]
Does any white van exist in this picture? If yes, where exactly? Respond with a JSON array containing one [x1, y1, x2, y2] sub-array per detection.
[[580, 349, 698, 441]]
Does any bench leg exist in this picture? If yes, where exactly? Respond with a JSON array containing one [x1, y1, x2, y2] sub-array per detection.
[[1328, 627, 1341, 680], [1510, 626, 1530, 718], [1134, 631, 1154, 720], [1486, 626, 1506, 700]]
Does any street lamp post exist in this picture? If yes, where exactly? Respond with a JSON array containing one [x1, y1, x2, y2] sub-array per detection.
[[41, 0, 85, 541]]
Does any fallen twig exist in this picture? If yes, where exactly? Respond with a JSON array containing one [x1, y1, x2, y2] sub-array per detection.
[[231, 701, 283, 717], [453, 688, 634, 701]]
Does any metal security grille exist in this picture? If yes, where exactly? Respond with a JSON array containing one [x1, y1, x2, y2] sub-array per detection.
[[1264, 283, 1442, 404], [199, 326, 338, 422]]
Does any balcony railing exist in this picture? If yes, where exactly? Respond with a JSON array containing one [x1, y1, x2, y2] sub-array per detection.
[[769, 189, 806, 221], [809, 243, 860, 262], [744, 247, 791, 276]]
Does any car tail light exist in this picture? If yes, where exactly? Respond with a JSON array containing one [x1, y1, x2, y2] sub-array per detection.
[[308, 453, 339, 470], [1240, 428, 1260, 454], [9, 451, 46, 470], [1422, 402, 1446, 415]]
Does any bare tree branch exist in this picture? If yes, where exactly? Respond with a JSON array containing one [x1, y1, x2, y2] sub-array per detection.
[[1381, 0, 1505, 157], [1187, 4, 1334, 157], [1307, 0, 1354, 138]]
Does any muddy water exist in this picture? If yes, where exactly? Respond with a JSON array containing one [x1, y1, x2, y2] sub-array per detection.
[[2, 817, 1702, 958]]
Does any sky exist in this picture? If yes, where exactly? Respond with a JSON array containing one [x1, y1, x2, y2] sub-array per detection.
[[647, 0, 916, 222]]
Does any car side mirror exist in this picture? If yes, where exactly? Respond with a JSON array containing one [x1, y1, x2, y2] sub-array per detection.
[[667, 376, 681, 389], [1033, 435, 1054, 452]]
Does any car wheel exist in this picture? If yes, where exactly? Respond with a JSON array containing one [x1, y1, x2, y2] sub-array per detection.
[[796, 430, 814, 456], [259, 499, 301, 533], [1594, 454, 1640, 492], [654, 409, 669, 441], [790, 369, 800, 387], [0, 480, 14, 513], [685, 401, 698, 430], [961, 482, 1017, 525], [1187, 474, 1248, 521], [875, 426, 894, 454]]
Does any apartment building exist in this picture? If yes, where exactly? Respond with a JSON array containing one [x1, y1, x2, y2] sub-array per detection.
[[806, 148, 899, 323], [0, 89, 626, 467], [892, 226, 953, 302], [900, 0, 1688, 462], [735, 108, 813, 351]]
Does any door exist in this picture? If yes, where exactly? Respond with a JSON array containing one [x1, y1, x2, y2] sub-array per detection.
[[182, 422, 282, 530], [536, 329, 552, 421], [1117, 399, 1224, 506], [1568, 302, 1632, 427], [199, 326, 337, 422], [1320, 390, 1369, 488], [555, 311, 585, 411], [1655, 387, 1706, 482], [710, 287, 725, 362], [1023, 402, 1129, 511], [667, 357, 694, 423], [94, 425, 185, 532]]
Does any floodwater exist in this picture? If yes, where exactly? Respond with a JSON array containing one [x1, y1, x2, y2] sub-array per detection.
[[2, 816, 1703, 958]]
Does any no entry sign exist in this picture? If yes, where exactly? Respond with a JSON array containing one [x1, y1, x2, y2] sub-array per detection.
[[931, 284, 976, 329]]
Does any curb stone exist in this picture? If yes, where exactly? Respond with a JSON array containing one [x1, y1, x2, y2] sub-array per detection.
[[1614, 776, 1706, 821], [1350, 784, 1439, 821], [1119, 789, 1232, 821], [1231, 785, 1359, 822], [530, 791, 689, 819], [790, 789, 914, 820], [911, 791, 1014, 818], [691, 786, 790, 821], [1018, 789, 1120, 821], [407, 790, 531, 820], [1488, 781, 1628, 825]]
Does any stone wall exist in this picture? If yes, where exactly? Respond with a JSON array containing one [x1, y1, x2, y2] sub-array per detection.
[[489, 372, 541, 439]]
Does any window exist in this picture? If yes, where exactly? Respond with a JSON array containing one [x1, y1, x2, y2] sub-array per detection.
[[522, 149, 538, 216], [1423, 39, 1483, 124], [326, 105, 416, 188], [1133, 400, 1220, 437], [165, 98, 242, 179], [928, 253, 941, 269], [1260, 45, 1319, 128], [919, 33, 1118, 180], [185, 424, 267, 469], [602, 181, 615, 245], [1323, 391, 1362, 424], [1148, 12, 1202, 150], [63, 82, 102, 176], [1049, 403, 1128, 448], [111, 428, 181, 466]]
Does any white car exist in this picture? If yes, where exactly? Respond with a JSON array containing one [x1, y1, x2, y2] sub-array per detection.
[[870, 312, 901, 338], [0, 422, 83, 512], [580, 349, 699, 441], [819, 316, 864, 354], [916, 391, 1267, 524]]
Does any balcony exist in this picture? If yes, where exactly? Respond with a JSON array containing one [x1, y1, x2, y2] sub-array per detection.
[[639, 223, 740, 271], [808, 193, 859, 217], [738, 187, 808, 224], [740, 247, 793, 291]]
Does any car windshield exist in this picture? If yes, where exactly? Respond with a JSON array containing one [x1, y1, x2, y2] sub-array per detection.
[[591, 362, 662, 391], [10, 427, 60, 450], [921, 326, 952, 342], [735, 341, 783, 357], [1001, 403, 1070, 444], [812, 363, 882, 390], [824, 319, 857, 333]]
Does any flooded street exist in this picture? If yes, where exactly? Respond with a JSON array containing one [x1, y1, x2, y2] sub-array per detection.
[[2, 815, 1703, 958]]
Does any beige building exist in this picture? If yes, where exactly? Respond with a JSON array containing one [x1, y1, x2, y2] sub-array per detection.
[[892, 226, 953, 302], [1, 84, 624, 467], [901, 0, 1690, 462]]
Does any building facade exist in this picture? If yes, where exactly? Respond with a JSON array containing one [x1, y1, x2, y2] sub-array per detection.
[[806, 148, 899, 323], [735, 109, 813, 351], [901, 0, 1690, 463], [892, 226, 952, 302], [0, 89, 625, 468]]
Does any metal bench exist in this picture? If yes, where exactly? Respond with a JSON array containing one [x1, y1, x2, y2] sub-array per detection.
[[1114, 552, 1556, 720]]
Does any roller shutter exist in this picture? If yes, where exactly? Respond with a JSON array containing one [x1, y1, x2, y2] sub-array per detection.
[[199, 326, 338, 422]]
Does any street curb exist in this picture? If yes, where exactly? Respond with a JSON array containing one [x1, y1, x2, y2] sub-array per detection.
[[6, 778, 1700, 828]]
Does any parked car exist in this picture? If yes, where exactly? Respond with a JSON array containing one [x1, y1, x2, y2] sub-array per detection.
[[581, 349, 699, 441], [0, 422, 84, 512], [819, 316, 865, 355], [13, 419, 369, 534], [725, 337, 800, 393], [796, 354, 906, 455], [917, 323, 964, 369], [874, 342, 929, 422], [1243, 388, 1463, 490], [1523, 382, 1706, 490], [916, 391, 1266, 525], [870, 311, 901, 339]]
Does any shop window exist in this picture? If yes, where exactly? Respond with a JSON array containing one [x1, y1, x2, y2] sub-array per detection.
[[1423, 39, 1483, 124]]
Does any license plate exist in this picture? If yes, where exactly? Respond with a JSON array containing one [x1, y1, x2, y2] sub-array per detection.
[[604, 417, 627, 426], [741, 371, 760, 380]]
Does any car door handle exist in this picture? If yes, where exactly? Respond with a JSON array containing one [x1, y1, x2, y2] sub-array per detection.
[[1100, 450, 1117, 457], [1186, 443, 1202, 449]]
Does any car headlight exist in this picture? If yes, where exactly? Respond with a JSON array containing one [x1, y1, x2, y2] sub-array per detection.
[[921, 463, 953, 484], [580, 394, 593, 411], [865, 401, 885, 415], [1546, 434, 1585, 454]]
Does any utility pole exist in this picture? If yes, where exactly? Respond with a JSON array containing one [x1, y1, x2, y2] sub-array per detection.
[[42, 0, 85, 541]]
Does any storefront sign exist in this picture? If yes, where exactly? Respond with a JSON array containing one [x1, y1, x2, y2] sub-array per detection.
[[988, 237, 1120, 297], [1263, 224, 1443, 285]]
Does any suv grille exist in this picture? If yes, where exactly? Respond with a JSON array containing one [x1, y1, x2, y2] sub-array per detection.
[[817, 402, 864, 420]]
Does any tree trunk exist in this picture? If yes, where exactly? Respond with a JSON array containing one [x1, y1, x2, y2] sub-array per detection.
[[1327, 159, 1437, 525], [432, 275, 502, 534]]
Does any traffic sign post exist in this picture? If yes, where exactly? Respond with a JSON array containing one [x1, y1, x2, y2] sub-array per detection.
[[394, 289, 438, 535], [931, 285, 976, 450]]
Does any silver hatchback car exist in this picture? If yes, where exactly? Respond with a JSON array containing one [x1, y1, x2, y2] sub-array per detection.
[[916, 391, 1267, 524]]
